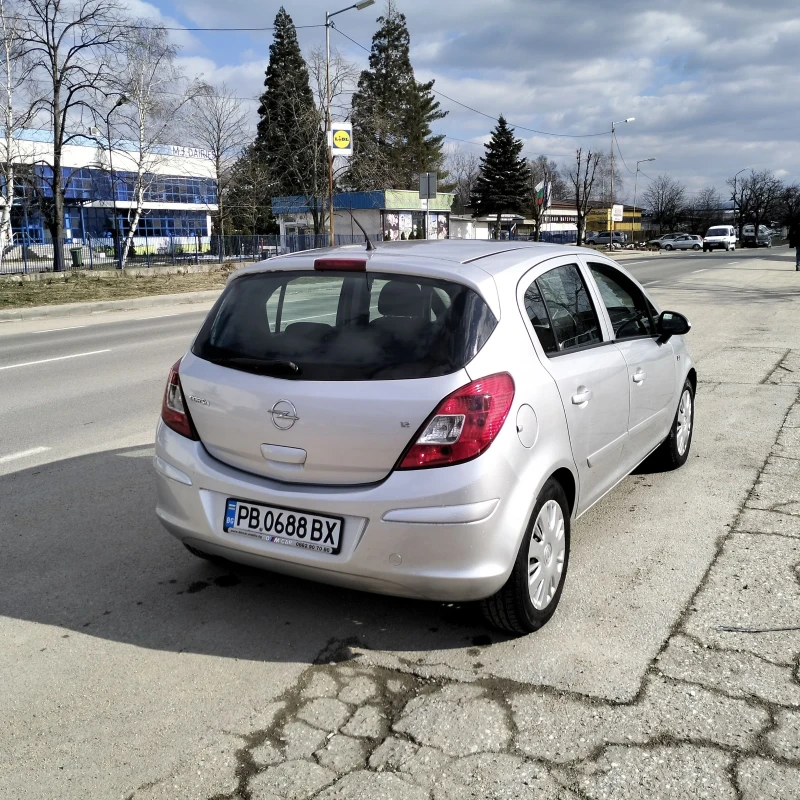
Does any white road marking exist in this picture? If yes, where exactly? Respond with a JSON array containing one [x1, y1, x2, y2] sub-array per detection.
[[0, 446, 50, 464], [692, 269, 708, 273], [0, 349, 111, 371], [29, 325, 87, 334]]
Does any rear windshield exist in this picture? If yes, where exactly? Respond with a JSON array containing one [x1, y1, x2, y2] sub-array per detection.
[[706, 228, 729, 237], [192, 270, 497, 381]]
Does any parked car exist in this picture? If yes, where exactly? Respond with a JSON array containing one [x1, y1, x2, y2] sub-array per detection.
[[663, 234, 703, 251], [741, 225, 773, 248], [703, 225, 737, 252], [647, 233, 685, 248], [585, 231, 626, 246], [154, 241, 696, 635]]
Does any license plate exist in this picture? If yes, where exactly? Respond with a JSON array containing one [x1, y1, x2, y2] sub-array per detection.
[[223, 499, 343, 555]]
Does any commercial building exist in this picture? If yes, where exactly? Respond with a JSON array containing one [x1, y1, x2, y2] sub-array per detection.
[[586, 205, 643, 236], [272, 190, 455, 243], [450, 203, 578, 242], [3, 129, 217, 244]]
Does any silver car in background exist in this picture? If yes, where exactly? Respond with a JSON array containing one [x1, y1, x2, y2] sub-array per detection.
[[154, 241, 696, 634], [663, 234, 703, 251]]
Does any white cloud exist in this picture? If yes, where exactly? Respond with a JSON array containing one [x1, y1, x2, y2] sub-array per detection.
[[143, 0, 800, 190]]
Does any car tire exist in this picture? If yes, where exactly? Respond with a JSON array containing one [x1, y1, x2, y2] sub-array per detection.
[[654, 378, 695, 471], [587, 240, 596, 246], [664, 244, 673, 251], [693, 244, 701, 250], [725, 243, 731, 251], [481, 478, 570, 635]]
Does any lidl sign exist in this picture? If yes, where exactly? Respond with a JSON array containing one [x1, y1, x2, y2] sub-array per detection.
[[330, 122, 353, 156]]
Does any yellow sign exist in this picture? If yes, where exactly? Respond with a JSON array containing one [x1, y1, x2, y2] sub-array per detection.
[[333, 129, 351, 149], [330, 122, 353, 156]]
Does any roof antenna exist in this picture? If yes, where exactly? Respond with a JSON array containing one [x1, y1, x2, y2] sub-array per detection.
[[343, 209, 376, 252]]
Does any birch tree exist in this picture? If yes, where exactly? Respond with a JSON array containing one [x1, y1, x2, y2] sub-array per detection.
[[189, 82, 248, 241], [19, 0, 128, 270], [0, 0, 35, 246], [112, 24, 199, 264]]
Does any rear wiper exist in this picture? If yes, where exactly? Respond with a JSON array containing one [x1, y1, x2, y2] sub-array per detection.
[[213, 357, 301, 376]]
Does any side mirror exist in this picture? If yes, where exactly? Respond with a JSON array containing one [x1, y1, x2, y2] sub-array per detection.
[[658, 310, 691, 341]]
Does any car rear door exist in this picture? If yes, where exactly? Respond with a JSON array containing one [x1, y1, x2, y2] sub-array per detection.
[[519, 258, 630, 513], [583, 260, 676, 473]]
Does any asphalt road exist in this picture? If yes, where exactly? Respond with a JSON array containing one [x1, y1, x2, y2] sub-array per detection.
[[1, 245, 798, 798]]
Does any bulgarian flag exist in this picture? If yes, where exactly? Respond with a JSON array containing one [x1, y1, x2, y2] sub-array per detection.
[[534, 181, 550, 208]]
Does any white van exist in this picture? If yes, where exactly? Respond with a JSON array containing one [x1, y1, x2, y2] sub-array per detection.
[[703, 225, 737, 252]]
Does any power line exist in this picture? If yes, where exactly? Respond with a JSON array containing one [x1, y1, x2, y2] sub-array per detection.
[[3, 15, 325, 32], [444, 133, 571, 160], [613, 132, 636, 176], [332, 25, 610, 140]]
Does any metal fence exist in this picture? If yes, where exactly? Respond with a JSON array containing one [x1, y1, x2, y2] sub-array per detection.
[[0, 233, 383, 275]]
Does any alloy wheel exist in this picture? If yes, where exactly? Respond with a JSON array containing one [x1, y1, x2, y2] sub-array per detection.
[[527, 500, 566, 610], [676, 388, 693, 456]]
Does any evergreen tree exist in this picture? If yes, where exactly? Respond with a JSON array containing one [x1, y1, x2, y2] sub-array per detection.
[[254, 8, 327, 232], [349, 1, 447, 190], [471, 116, 528, 239]]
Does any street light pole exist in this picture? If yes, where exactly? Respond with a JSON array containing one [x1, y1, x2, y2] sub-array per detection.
[[632, 157, 655, 246], [609, 117, 634, 250], [104, 95, 129, 269], [325, 0, 374, 246]]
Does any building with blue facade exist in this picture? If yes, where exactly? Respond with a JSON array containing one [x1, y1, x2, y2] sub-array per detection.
[[5, 130, 218, 244]]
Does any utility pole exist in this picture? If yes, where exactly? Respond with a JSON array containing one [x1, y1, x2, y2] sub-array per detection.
[[609, 117, 634, 250], [325, 1, 375, 245], [632, 157, 655, 245]]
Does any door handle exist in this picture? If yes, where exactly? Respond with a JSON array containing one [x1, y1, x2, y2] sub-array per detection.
[[571, 387, 593, 405], [632, 369, 646, 384]]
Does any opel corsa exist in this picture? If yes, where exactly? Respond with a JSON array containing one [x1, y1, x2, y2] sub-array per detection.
[[154, 241, 696, 634]]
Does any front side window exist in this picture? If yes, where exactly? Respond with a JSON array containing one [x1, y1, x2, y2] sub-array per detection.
[[534, 264, 602, 353], [588, 262, 654, 340]]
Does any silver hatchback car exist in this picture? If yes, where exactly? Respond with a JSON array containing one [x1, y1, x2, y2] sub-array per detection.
[[154, 241, 696, 634]]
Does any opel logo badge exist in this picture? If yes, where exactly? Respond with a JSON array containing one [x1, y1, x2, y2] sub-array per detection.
[[270, 400, 299, 430]]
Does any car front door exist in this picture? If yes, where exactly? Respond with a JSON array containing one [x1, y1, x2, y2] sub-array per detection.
[[584, 260, 676, 474], [520, 260, 630, 513]]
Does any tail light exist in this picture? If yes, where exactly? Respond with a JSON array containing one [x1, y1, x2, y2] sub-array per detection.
[[399, 373, 515, 470], [161, 359, 198, 440]]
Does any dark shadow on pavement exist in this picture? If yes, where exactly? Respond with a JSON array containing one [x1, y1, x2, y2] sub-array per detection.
[[0, 447, 499, 667]]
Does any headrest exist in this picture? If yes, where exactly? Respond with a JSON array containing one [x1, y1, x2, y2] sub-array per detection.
[[378, 281, 423, 317]]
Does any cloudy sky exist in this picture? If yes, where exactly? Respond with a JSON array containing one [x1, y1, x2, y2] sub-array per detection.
[[137, 0, 800, 200]]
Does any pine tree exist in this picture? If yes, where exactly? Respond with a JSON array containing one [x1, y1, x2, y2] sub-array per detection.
[[254, 8, 327, 232], [471, 116, 528, 239], [349, 1, 447, 190]]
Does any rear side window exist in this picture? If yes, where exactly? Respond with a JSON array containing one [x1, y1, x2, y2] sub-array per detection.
[[192, 270, 497, 381], [533, 264, 602, 353]]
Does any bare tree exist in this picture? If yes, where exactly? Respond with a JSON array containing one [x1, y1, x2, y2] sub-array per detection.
[[562, 148, 601, 245], [591, 152, 623, 205], [188, 83, 248, 245], [307, 44, 358, 122], [109, 24, 200, 264], [0, 0, 36, 246], [778, 183, 800, 230], [729, 169, 782, 245], [445, 145, 480, 214], [681, 187, 721, 235], [527, 155, 566, 241], [19, 0, 128, 270], [642, 174, 686, 233]]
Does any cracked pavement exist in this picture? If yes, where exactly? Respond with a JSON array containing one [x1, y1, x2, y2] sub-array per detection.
[[2, 251, 800, 799]]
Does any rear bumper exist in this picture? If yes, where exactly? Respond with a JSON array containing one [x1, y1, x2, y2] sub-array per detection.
[[154, 422, 538, 602]]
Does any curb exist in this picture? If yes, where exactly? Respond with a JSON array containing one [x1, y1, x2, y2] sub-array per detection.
[[0, 289, 223, 323]]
